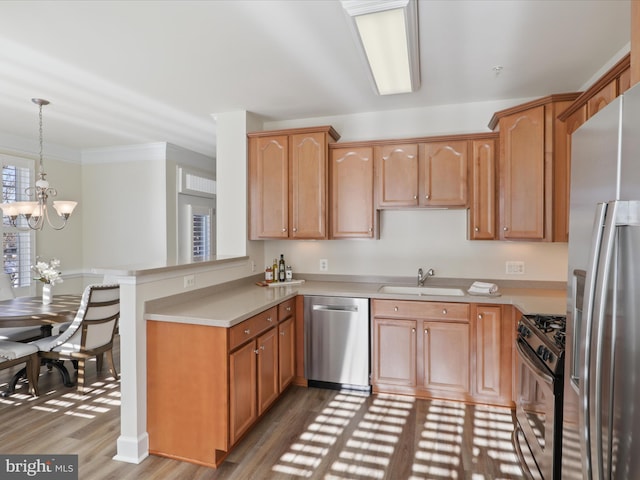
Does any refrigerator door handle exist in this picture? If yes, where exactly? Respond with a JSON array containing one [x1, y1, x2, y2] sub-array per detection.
[[590, 200, 619, 480], [580, 201, 607, 480]]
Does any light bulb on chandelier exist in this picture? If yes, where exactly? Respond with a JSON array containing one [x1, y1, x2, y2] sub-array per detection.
[[0, 98, 77, 230]]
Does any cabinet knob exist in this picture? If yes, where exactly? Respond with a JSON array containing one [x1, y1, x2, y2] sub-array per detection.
[[254, 349, 260, 354], [267, 316, 273, 323], [474, 227, 479, 232], [411, 328, 416, 333], [244, 329, 251, 335], [394, 306, 399, 312], [286, 306, 291, 312], [280, 331, 286, 336], [442, 309, 447, 315], [261, 345, 265, 350], [293, 227, 297, 232], [368, 227, 373, 232], [478, 314, 484, 320], [282, 228, 287, 232], [425, 194, 430, 199], [503, 227, 508, 231], [424, 329, 428, 334], [413, 195, 417, 200]]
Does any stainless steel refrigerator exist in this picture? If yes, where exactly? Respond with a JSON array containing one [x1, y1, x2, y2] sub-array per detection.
[[562, 82, 640, 479]]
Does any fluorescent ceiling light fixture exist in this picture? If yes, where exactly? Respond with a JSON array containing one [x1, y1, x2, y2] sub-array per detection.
[[342, 0, 420, 95]]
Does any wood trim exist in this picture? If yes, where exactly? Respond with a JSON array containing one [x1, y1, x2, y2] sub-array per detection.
[[632, 1, 640, 86], [488, 92, 581, 130], [329, 131, 498, 149], [558, 54, 631, 121], [248, 125, 340, 142]]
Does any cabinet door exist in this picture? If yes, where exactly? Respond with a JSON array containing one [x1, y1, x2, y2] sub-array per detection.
[[257, 327, 279, 415], [422, 321, 469, 393], [330, 146, 376, 238], [419, 141, 468, 207], [500, 106, 545, 240], [290, 132, 327, 239], [278, 317, 295, 392], [372, 317, 417, 387], [472, 305, 512, 405], [375, 143, 419, 207], [229, 340, 257, 445], [469, 138, 496, 239], [249, 135, 289, 239]]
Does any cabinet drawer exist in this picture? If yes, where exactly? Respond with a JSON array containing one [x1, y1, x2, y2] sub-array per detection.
[[372, 299, 468, 322], [278, 298, 295, 321], [229, 307, 278, 350]]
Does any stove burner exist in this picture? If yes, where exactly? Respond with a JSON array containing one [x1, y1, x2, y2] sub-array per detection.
[[529, 314, 567, 333], [554, 330, 566, 349]]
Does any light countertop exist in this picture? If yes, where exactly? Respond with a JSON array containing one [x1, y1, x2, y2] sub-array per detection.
[[145, 277, 567, 328]]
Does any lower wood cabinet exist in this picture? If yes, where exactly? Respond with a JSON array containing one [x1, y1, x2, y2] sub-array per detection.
[[147, 298, 296, 469], [373, 318, 417, 387], [372, 299, 513, 407], [423, 321, 469, 394]]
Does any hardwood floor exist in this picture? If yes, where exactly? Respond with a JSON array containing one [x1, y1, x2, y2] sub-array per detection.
[[0, 336, 524, 479]]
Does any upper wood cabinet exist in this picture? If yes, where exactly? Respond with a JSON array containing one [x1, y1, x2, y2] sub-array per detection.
[[248, 126, 339, 240], [375, 140, 468, 209], [490, 93, 580, 241], [419, 141, 468, 207], [468, 136, 497, 240], [330, 145, 378, 239], [375, 143, 419, 207]]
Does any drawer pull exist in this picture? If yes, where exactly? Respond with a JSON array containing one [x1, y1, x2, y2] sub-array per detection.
[[267, 316, 273, 323], [394, 306, 399, 312], [244, 329, 251, 335], [478, 314, 483, 320], [280, 331, 286, 336], [411, 328, 416, 333], [442, 309, 447, 315], [286, 306, 291, 312]]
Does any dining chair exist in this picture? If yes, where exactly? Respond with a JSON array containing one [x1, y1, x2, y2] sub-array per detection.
[[0, 274, 43, 342], [0, 340, 39, 396], [32, 284, 120, 394]]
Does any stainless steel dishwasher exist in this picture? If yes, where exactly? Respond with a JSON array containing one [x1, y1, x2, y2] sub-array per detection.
[[304, 295, 370, 393]]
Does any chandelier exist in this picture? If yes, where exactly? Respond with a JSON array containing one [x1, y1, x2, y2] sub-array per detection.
[[0, 98, 77, 230]]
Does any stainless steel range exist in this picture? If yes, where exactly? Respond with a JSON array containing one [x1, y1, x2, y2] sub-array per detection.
[[513, 313, 566, 480]]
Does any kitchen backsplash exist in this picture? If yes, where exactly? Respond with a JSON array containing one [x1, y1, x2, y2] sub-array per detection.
[[263, 209, 568, 282]]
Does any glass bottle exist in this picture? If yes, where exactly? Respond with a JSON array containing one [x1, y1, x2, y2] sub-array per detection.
[[278, 254, 286, 282]]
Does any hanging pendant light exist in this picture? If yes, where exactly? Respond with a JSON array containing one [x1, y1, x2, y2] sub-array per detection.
[[0, 98, 77, 230]]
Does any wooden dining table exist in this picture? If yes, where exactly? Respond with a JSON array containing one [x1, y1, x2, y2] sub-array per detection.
[[0, 294, 81, 395], [0, 294, 81, 332]]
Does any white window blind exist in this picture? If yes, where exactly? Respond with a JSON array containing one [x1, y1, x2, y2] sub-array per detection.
[[192, 212, 211, 259], [2, 160, 35, 289]]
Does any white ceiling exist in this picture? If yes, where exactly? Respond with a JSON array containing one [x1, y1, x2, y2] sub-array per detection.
[[0, 0, 631, 158]]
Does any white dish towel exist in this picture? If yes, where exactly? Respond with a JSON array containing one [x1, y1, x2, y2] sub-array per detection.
[[467, 281, 499, 295]]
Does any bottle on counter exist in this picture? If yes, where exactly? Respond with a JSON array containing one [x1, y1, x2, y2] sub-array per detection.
[[265, 265, 273, 283], [285, 265, 293, 282], [272, 258, 279, 282], [278, 254, 286, 282]]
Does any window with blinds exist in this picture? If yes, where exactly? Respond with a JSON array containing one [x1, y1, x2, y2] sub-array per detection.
[[2, 160, 35, 289], [192, 212, 211, 259]]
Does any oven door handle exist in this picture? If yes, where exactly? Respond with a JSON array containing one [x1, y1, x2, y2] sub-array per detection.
[[515, 339, 554, 386]]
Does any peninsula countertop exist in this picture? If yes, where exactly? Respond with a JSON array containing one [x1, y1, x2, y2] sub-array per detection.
[[145, 277, 567, 328]]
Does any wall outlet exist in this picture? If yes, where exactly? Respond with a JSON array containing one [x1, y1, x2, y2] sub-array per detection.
[[506, 261, 525, 275], [184, 274, 196, 288], [319, 259, 329, 272]]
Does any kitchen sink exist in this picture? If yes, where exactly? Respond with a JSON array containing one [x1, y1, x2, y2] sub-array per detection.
[[377, 285, 466, 296]]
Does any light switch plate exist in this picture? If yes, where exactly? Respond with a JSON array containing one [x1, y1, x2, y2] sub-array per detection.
[[184, 274, 196, 288]]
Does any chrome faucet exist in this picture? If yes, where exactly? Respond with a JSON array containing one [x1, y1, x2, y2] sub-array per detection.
[[417, 267, 435, 286]]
